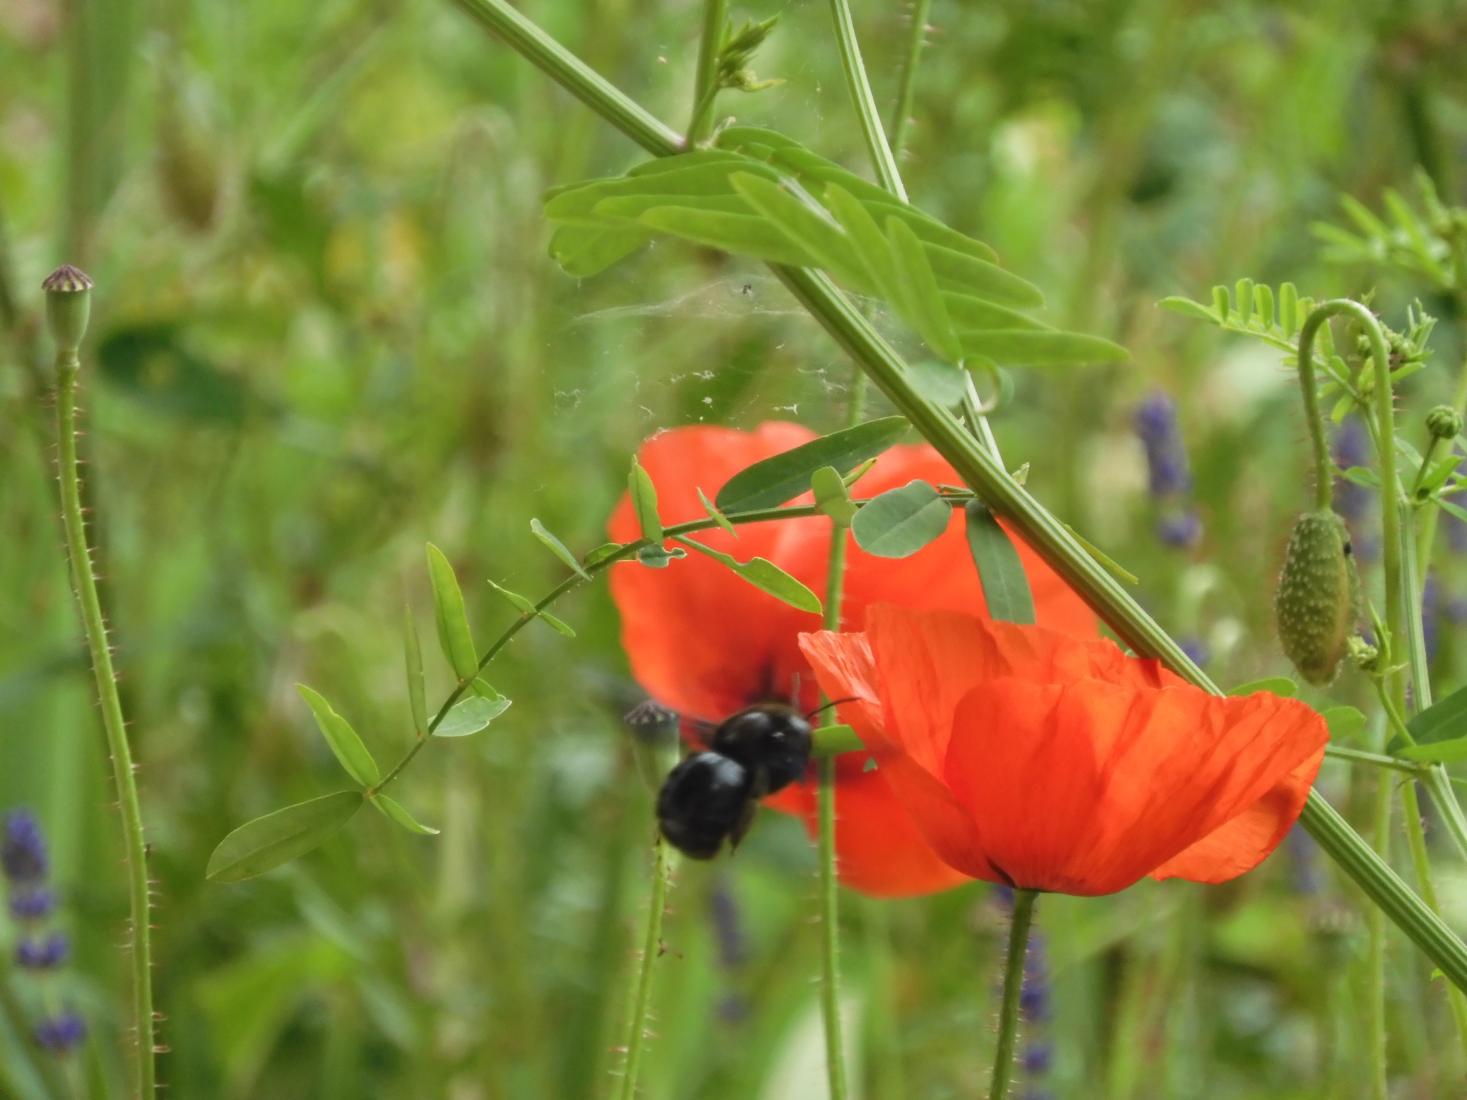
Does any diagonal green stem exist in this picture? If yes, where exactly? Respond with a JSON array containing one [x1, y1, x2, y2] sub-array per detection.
[[616, 837, 675, 1100], [444, 0, 1467, 996], [54, 348, 156, 1098], [826, 0, 906, 200]]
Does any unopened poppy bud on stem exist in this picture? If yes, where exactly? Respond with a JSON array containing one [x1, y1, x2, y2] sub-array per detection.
[[41, 264, 93, 357], [1275, 509, 1359, 685], [1427, 405, 1462, 442]]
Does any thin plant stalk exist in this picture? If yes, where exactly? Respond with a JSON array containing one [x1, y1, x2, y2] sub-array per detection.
[[685, 0, 727, 145], [990, 890, 1037, 1100], [445, 0, 1467, 996], [46, 268, 156, 1099], [887, 0, 932, 157], [616, 838, 675, 1100], [826, 0, 906, 199]]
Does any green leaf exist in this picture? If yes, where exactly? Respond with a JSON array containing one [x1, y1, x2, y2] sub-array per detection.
[[1227, 677, 1298, 698], [906, 360, 969, 406], [716, 416, 909, 512], [426, 543, 479, 681], [637, 206, 810, 266], [823, 183, 907, 308], [548, 224, 650, 277], [851, 480, 951, 558], [1407, 682, 1467, 748], [636, 544, 682, 568], [811, 465, 857, 525], [206, 792, 363, 883], [886, 216, 961, 360], [487, 579, 577, 637], [697, 487, 737, 537], [584, 542, 624, 567], [1398, 739, 1467, 765], [628, 457, 663, 543], [1159, 296, 1220, 322], [371, 794, 439, 835], [673, 537, 822, 614], [958, 329, 1129, 366], [963, 501, 1035, 624], [403, 606, 427, 739], [435, 694, 512, 738], [296, 684, 380, 787], [1063, 523, 1141, 586], [729, 172, 870, 289], [811, 723, 864, 757], [530, 518, 591, 579], [1322, 705, 1367, 740]]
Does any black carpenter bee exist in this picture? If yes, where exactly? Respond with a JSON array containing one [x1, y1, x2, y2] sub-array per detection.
[[646, 701, 846, 860]]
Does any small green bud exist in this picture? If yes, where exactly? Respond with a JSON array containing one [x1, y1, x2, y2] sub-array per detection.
[[41, 264, 93, 352], [1427, 405, 1462, 441], [1275, 509, 1359, 686], [1347, 635, 1379, 674]]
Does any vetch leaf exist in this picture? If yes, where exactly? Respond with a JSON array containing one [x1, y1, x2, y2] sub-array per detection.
[[852, 480, 951, 558], [426, 543, 478, 681], [729, 172, 870, 289], [716, 416, 909, 512], [1322, 705, 1367, 740], [1399, 738, 1467, 765], [905, 360, 969, 407], [206, 792, 363, 883], [963, 501, 1035, 624], [487, 579, 577, 638], [1407, 682, 1467, 747], [628, 457, 663, 543], [371, 795, 439, 836], [403, 605, 427, 739], [297, 685, 380, 787], [435, 694, 512, 738], [530, 518, 591, 579], [811, 723, 863, 757], [1227, 677, 1299, 698], [1159, 296, 1219, 322], [811, 465, 857, 525], [886, 216, 962, 361], [697, 487, 737, 537], [637, 206, 809, 266], [673, 536, 822, 614], [958, 329, 1128, 366]]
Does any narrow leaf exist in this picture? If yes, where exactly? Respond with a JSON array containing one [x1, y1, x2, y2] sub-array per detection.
[[1322, 705, 1367, 740], [1227, 677, 1298, 698], [716, 416, 909, 512], [810, 723, 864, 757], [1159, 296, 1219, 322], [1407, 682, 1467, 747], [371, 794, 439, 835], [1399, 738, 1467, 765], [851, 480, 951, 558], [673, 536, 822, 614], [729, 172, 871, 290], [963, 501, 1035, 624], [697, 487, 737, 537], [958, 329, 1129, 366], [637, 206, 809, 266], [426, 543, 479, 681], [486, 579, 577, 638], [434, 694, 512, 738], [628, 457, 663, 542], [297, 685, 380, 787], [206, 792, 362, 883], [886, 216, 962, 360], [403, 605, 427, 739], [530, 518, 590, 579]]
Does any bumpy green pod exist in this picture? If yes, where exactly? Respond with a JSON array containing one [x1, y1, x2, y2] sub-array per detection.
[[1275, 509, 1359, 685]]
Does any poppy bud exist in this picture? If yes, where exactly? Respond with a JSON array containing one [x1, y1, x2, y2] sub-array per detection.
[[1427, 405, 1462, 442], [1275, 509, 1359, 685], [41, 265, 92, 354]]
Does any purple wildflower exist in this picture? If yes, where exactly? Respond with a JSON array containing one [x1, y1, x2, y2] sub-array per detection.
[[1333, 419, 1379, 563], [15, 932, 68, 970], [34, 1011, 86, 1054], [1156, 510, 1202, 549], [9, 886, 54, 921], [1178, 637, 1209, 668], [2, 810, 48, 884], [1134, 393, 1192, 496]]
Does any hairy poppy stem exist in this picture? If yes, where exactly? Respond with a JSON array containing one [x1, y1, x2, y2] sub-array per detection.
[[446, 0, 1467, 997], [990, 889, 1037, 1100], [616, 837, 674, 1100], [45, 267, 157, 1099]]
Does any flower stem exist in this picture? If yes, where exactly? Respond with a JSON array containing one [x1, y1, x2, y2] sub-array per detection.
[[888, 0, 931, 157], [686, 0, 727, 146], [1367, 770, 1391, 1100], [990, 889, 1037, 1100], [616, 837, 675, 1100], [1293, 326, 1335, 511], [826, 0, 906, 200], [53, 333, 156, 1098], [443, 0, 1467, 996]]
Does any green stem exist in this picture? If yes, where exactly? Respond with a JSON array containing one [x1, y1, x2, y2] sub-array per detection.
[[616, 837, 675, 1100], [445, 0, 1467, 996], [1413, 354, 1467, 579], [1324, 744, 1425, 776], [1293, 330, 1335, 511], [826, 0, 906, 200], [887, 0, 931, 157], [990, 889, 1037, 1100], [54, 353, 155, 1098], [1367, 769, 1391, 1100], [815, 756, 848, 1100], [686, 0, 727, 145]]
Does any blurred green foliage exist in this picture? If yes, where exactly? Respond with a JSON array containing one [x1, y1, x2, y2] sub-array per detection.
[[3, 0, 1467, 1096]]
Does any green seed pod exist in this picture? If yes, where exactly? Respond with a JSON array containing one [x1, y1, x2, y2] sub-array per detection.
[[41, 264, 93, 353], [1275, 509, 1359, 685]]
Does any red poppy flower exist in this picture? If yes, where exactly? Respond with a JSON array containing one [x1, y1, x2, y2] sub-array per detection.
[[607, 422, 1098, 896], [798, 605, 1330, 896]]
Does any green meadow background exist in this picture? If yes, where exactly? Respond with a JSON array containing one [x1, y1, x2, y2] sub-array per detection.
[[2, 0, 1466, 1096]]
